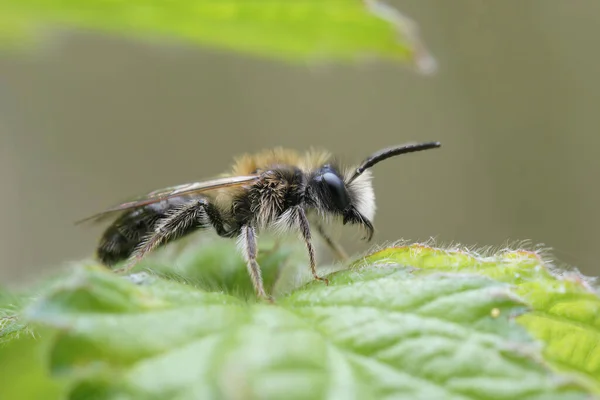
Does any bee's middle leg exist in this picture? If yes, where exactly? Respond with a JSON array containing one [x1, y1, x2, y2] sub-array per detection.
[[297, 208, 329, 286], [239, 225, 271, 301]]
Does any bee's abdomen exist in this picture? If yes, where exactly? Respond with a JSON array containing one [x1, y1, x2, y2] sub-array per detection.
[[97, 229, 141, 266], [96, 197, 191, 267]]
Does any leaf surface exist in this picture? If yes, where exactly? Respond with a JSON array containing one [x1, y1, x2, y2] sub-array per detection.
[[24, 256, 591, 399], [364, 245, 600, 393]]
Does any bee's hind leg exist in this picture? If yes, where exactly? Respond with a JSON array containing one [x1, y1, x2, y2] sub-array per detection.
[[116, 199, 230, 273]]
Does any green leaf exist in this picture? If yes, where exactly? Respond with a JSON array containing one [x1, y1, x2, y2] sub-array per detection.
[[131, 235, 315, 300], [0, 333, 67, 400], [0, 238, 596, 399], [0, 335, 66, 400], [362, 244, 600, 393], [0, 289, 66, 399], [0, 288, 29, 343], [22, 254, 592, 399], [0, 0, 435, 72]]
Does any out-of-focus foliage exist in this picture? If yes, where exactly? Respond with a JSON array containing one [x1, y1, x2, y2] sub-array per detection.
[[0, 238, 598, 399], [0, 289, 66, 399], [0, 0, 436, 72], [0, 334, 67, 399]]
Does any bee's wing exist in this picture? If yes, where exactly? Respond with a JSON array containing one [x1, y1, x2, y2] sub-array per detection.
[[76, 175, 259, 225]]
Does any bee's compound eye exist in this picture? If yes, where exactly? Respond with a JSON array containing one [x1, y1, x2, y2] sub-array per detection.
[[322, 172, 351, 210]]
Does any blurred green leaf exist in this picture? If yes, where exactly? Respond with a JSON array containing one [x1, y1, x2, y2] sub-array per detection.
[[0, 288, 29, 343], [0, 288, 66, 400], [130, 235, 316, 299], [0, 333, 66, 400], [0, 0, 436, 72]]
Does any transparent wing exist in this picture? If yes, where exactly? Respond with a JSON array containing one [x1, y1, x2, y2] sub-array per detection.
[[76, 175, 259, 225]]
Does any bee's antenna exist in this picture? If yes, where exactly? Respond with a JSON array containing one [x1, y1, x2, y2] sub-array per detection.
[[347, 141, 441, 184]]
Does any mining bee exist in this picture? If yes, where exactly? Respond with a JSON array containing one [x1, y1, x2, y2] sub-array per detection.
[[78, 142, 441, 299]]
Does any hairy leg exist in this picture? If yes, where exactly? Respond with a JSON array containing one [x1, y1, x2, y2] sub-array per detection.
[[314, 221, 348, 261], [297, 208, 329, 285], [115, 199, 230, 273], [239, 225, 270, 300]]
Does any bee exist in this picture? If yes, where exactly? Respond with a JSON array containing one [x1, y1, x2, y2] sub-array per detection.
[[78, 142, 441, 299]]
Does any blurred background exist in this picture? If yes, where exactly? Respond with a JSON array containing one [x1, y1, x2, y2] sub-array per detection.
[[1, 0, 599, 285]]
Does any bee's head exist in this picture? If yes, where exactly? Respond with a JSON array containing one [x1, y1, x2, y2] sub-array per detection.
[[307, 164, 375, 240], [306, 142, 441, 241]]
